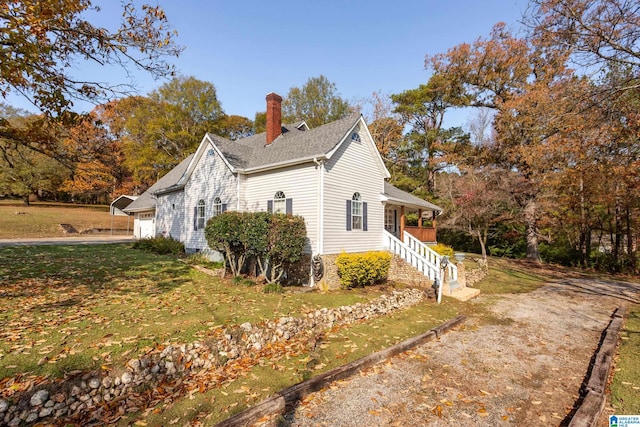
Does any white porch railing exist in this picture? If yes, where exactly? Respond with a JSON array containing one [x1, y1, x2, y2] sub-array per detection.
[[383, 230, 440, 281], [403, 231, 458, 284]]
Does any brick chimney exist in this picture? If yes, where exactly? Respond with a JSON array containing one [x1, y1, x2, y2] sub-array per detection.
[[266, 92, 282, 145]]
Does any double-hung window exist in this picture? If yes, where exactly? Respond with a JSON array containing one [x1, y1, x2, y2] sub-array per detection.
[[195, 199, 205, 230], [351, 193, 362, 230], [267, 191, 292, 215], [346, 192, 368, 231], [273, 191, 286, 214], [213, 197, 223, 217]]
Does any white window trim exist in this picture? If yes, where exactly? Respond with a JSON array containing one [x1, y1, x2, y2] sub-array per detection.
[[274, 191, 286, 214], [197, 199, 206, 230], [352, 192, 362, 230]]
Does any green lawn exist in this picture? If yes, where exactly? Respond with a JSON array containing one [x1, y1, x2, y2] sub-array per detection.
[[0, 244, 381, 380], [610, 305, 640, 415], [0, 201, 131, 238]]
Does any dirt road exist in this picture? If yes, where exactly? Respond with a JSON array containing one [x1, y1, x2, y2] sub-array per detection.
[[282, 277, 640, 426]]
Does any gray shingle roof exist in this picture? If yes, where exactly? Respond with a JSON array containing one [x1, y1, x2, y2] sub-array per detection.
[[208, 113, 361, 170], [383, 181, 443, 212], [123, 154, 194, 212]]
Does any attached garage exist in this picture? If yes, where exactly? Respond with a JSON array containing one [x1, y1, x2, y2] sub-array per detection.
[[136, 212, 155, 239]]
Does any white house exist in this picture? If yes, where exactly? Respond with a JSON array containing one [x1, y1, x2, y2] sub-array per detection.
[[124, 93, 448, 286]]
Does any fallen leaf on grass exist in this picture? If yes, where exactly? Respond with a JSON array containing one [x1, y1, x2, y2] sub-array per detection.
[[431, 405, 442, 417]]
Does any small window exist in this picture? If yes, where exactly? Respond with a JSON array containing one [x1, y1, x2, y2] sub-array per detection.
[[351, 193, 362, 230], [351, 132, 361, 142], [207, 148, 215, 157], [213, 197, 223, 217], [273, 191, 286, 214], [196, 199, 205, 230]]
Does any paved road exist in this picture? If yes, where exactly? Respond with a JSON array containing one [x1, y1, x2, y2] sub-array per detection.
[[0, 235, 136, 247]]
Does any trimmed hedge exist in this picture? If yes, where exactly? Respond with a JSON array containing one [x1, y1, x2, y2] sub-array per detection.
[[335, 251, 392, 289], [131, 236, 184, 255], [429, 243, 455, 257], [205, 212, 306, 283]]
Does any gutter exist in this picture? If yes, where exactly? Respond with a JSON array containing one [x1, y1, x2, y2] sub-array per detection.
[[237, 154, 327, 174]]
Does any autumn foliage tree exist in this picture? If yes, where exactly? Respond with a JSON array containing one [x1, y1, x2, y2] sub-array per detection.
[[426, 23, 574, 261], [0, 0, 182, 166], [119, 77, 225, 187]]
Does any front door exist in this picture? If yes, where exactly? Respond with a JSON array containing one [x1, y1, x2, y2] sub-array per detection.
[[385, 207, 397, 236]]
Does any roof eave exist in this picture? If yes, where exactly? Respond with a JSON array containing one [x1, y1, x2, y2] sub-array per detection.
[[381, 194, 443, 212], [123, 206, 156, 213], [154, 185, 185, 196], [239, 154, 327, 174]]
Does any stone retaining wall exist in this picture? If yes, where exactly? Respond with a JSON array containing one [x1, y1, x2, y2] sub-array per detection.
[[0, 288, 428, 426]]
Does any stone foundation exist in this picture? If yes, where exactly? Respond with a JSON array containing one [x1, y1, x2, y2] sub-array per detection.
[[388, 255, 434, 289]]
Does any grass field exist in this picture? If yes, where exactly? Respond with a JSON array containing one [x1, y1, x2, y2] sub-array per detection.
[[0, 201, 132, 238]]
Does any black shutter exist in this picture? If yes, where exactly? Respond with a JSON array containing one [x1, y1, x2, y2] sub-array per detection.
[[221, 203, 228, 213], [394, 209, 397, 234], [286, 198, 293, 215], [346, 200, 351, 231], [193, 206, 198, 230], [363, 202, 368, 231], [267, 200, 273, 213]]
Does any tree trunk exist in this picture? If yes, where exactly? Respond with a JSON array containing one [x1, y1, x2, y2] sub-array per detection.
[[477, 229, 488, 262], [524, 198, 541, 261], [22, 195, 30, 206]]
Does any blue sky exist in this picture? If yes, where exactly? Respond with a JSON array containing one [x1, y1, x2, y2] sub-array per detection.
[[6, 0, 529, 128]]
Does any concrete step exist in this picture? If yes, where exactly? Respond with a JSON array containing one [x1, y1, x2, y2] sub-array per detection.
[[448, 287, 481, 302]]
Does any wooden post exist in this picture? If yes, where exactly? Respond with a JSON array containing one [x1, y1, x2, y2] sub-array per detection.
[[418, 209, 423, 229]]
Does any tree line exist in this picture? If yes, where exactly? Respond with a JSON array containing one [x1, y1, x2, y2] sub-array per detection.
[[0, 0, 637, 274]]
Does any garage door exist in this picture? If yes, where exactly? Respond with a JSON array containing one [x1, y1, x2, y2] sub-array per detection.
[[138, 213, 155, 238]]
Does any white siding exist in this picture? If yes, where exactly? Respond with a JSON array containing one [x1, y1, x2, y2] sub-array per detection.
[[243, 163, 318, 253], [322, 123, 386, 254], [156, 191, 185, 240], [184, 144, 238, 251]]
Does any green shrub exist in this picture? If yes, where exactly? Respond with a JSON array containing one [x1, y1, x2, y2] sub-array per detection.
[[131, 236, 184, 255], [335, 251, 392, 289], [263, 283, 283, 293], [205, 212, 306, 283], [429, 243, 454, 257]]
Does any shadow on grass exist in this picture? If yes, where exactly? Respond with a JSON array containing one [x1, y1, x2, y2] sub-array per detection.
[[0, 244, 192, 295]]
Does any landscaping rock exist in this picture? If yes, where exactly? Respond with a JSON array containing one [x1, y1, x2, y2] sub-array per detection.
[[121, 372, 133, 385], [1, 288, 428, 426], [30, 390, 49, 407]]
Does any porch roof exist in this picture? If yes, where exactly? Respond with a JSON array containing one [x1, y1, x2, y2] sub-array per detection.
[[382, 182, 443, 213]]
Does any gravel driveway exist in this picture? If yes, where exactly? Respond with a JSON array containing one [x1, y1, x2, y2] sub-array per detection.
[[281, 277, 640, 426]]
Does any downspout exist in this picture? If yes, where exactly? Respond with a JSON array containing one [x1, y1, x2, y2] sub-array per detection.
[[313, 157, 325, 254], [236, 173, 241, 212]]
